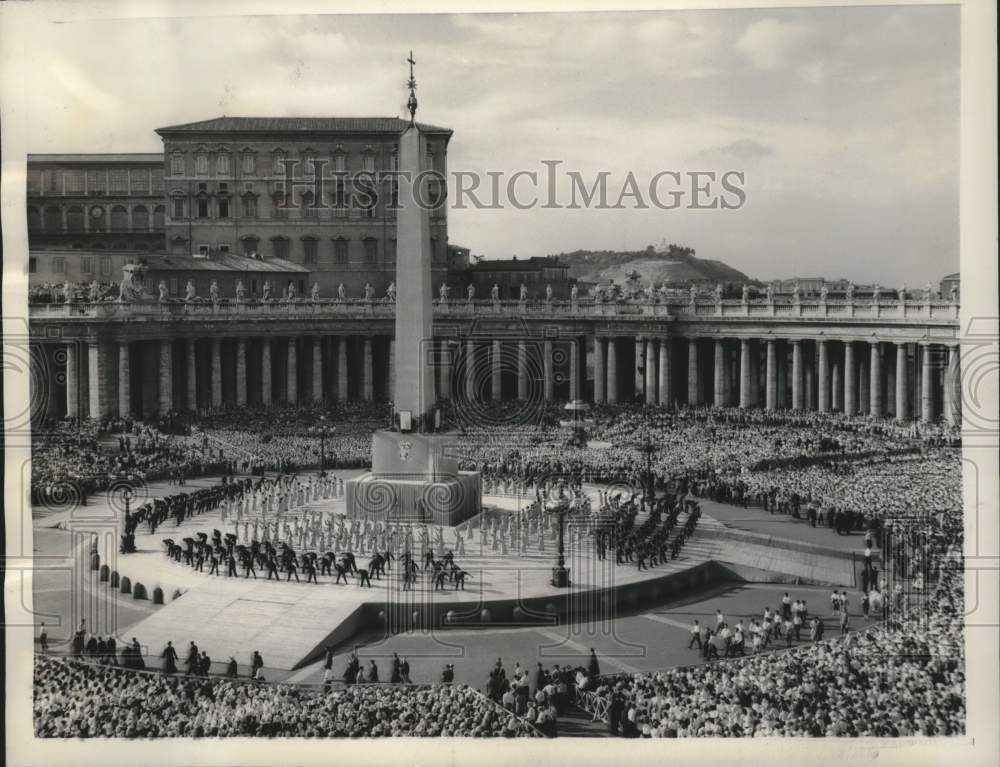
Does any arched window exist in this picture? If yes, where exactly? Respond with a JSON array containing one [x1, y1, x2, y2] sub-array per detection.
[[44, 205, 62, 233], [110, 205, 128, 232], [302, 237, 318, 264], [153, 205, 165, 230], [27, 206, 42, 232], [301, 190, 316, 218], [241, 236, 259, 256], [89, 206, 107, 232], [271, 236, 290, 261], [132, 205, 149, 231], [67, 206, 84, 232]]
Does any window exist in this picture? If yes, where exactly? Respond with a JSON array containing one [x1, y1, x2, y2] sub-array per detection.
[[66, 170, 85, 194], [27, 171, 41, 195], [272, 238, 290, 260], [272, 190, 287, 219], [169, 277, 179, 295], [132, 205, 149, 230], [152, 172, 164, 194], [29, 257, 37, 274], [87, 169, 106, 193], [52, 257, 66, 274], [172, 198, 185, 218], [198, 244, 210, 256], [110, 205, 128, 231], [27, 206, 41, 232], [334, 152, 346, 173], [66, 206, 84, 231], [218, 199, 230, 219], [100, 256, 111, 276], [242, 196, 257, 218], [89, 205, 106, 232], [273, 150, 286, 174], [242, 236, 259, 256], [364, 238, 377, 264], [302, 238, 318, 264], [218, 243, 231, 253], [171, 153, 184, 175], [198, 182, 208, 192], [109, 169, 128, 192], [196, 153, 208, 175], [334, 238, 348, 264], [303, 152, 316, 176], [217, 153, 231, 175], [242, 151, 256, 175], [362, 153, 375, 173], [196, 198, 209, 218], [43, 170, 60, 194], [334, 179, 347, 216], [301, 191, 316, 218], [219, 182, 228, 192], [153, 205, 165, 229], [130, 168, 149, 194]]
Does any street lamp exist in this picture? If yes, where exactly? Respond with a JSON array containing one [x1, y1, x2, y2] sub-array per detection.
[[309, 416, 333, 471], [545, 481, 573, 587], [635, 428, 658, 511]]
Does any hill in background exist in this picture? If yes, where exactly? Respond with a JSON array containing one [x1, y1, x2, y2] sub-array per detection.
[[550, 243, 755, 286]]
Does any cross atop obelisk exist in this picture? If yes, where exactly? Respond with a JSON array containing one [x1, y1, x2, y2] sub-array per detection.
[[406, 51, 418, 124]]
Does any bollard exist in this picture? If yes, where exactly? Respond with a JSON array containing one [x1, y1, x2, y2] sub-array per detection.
[[120, 576, 131, 594]]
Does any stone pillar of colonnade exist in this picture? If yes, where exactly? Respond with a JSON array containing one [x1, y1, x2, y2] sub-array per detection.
[[516, 340, 528, 400], [286, 338, 299, 404], [749, 342, 761, 408], [570, 338, 580, 401], [607, 338, 619, 404], [895, 343, 908, 421], [765, 339, 777, 411], [645, 338, 657, 406], [843, 341, 857, 415], [210, 338, 223, 408], [739, 339, 751, 409], [543, 339, 554, 401], [65, 342, 80, 419], [362, 337, 373, 401], [158, 339, 173, 415], [687, 338, 700, 406], [944, 344, 961, 427], [337, 338, 349, 401], [438, 340, 451, 401], [118, 342, 131, 417], [920, 342, 934, 422], [388, 339, 396, 402], [712, 339, 725, 408], [593, 337, 605, 404], [309, 337, 322, 403], [869, 341, 883, 417], [831, 361, 842, 412], [791, 340, 803, 411], [858, 354, 870, 414], [658, 339, 671, 407], [186, 339, 198, 412], [634, 337, 644, 401], [804, 359, 814, 412], [722, 347, 733, 406], [817, 340, 830, 413], [776, 345, 787, 410], [491, 340, 502, 401], [260, 337, 272, 405], [465, 340, 476, 401], [87, 341, 113, 419], [236, 338, 249, 406]]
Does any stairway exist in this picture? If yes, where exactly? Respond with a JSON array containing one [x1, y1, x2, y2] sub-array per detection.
[[554, 703, 611, 737]]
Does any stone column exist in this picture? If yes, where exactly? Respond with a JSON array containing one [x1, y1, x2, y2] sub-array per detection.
[[260, 337, 272, 405], [713, 339, 725, 407], [843, 341, 856, 415], [831, 362, 842, 411], [491, 340, 502, 401], [158, 339, 172, 415], [869, 341, 882, 417], [388, 339, 396, 402], [543, 339, 554, 401], [211, 338, 223, 407], [438, 340, 452, 401], [739, 339, 751, 408], [465, 340, 476, 401], [309, 337, 322, 403], [66, 342, 79, 418], [337, 337, 348, 401], [87, 341, 104, 418], [607, 337, 619, 404], [790, 340, 803, 410], [186, 339, 198, 411], [817, 340, 830, 412], [804, 360, 814, 411], [895, 343, 908, 421], [858, 355, 870, 414], [687, 338, 699, 406], [285, 338, 298, 404], [236, 338, 248, 406], [593, 337, 605, 403], [635, 337, 645, 400], [920, 343, 934, 422], [944, 344, 960, 427], [776, 346, 787, 409], [118, 342, 131, 417], [516, 340, 528, 400], [658, 339, 671, 407], [362, 337, 373, 401], [570, 338, 580, 401], [645, 338, 656, 405], [765, 339, 777, 411], [749, 344, 761, 407]]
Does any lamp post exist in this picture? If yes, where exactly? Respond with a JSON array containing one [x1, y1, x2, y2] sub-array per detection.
[[546, 481, 572, 587], [309, 416, 332, 471], [635, 429, 658, 511]]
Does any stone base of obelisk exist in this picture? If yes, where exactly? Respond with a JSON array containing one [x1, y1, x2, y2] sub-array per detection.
[[345, 431, 481, 526]]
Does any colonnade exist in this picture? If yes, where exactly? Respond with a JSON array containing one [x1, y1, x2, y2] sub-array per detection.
[[42, 332, 961, 427]]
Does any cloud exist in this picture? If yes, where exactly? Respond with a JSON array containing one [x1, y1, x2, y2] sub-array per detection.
[[736, 18, 812, 70]]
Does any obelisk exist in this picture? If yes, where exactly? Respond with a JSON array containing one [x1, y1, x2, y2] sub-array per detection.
[[393, 51, 435, 427]]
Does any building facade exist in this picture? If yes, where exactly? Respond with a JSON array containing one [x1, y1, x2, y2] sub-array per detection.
[[154, 116, 452, 296], [462, 256, 573, 300], [27, 154, 166, 252]]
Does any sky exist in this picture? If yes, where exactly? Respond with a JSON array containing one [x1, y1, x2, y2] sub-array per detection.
[[15, 7, 959, 284]]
